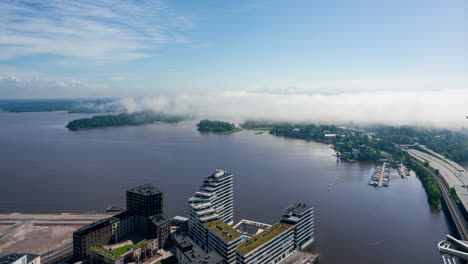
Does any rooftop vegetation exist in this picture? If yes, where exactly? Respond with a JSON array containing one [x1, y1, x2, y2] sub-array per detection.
[[204, 219, 241, 242], [237, 223, 292, 255], [89, 246, 121, 260], [113, 244, 133, 255]]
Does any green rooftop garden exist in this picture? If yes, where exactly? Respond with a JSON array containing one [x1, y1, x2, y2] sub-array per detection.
[[113, 244, 133, 255], [89, 246, 122, 260], [237, 223, 293, 255], [204, 219, 241, 242], [131, 239, 152, 249]]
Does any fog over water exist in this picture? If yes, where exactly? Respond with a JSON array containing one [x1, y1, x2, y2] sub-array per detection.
[[87, 89, 468, 130]]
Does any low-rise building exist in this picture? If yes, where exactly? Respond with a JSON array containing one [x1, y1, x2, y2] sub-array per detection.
[[174, 235, 223, 264], [149, 214, 171, 249], [236, 203, 314, 264], [87, 239, 158, 264], [172, 216, 190, 233], [0, 254, 40, 264], [236, 223, 295, 264], [203, 219, 243, 264], [73, 184, 170, 261]]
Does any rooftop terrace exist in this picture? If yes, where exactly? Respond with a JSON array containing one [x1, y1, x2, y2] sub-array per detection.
[[204, 219, 241, 242], [237, 223, 293, 255]]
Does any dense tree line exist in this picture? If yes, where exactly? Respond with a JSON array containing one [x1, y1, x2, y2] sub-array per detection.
[[375, 126, 468, 163], [407, 158, 442, 209], [66, 112, 184, 130], [0, 99, 115, 113], [196, 120, 238, 133]]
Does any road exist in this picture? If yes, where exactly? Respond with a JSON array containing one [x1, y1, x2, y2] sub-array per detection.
[[409, 158, 468, 240], [408, 149, 468, 215]]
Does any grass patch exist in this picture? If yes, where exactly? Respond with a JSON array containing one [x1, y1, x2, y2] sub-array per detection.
[[89, 246, 121, 260], [237, 223, 293, 255], [113, 244, 132, 254]]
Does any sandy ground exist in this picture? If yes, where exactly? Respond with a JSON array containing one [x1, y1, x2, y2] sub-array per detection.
[[0, 211, 117, 256]]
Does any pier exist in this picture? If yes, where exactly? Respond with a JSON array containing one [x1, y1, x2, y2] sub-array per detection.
[[378, 162, 387, 187], [369, 162, 390, 187]]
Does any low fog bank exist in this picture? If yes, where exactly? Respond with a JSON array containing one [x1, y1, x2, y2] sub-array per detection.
[[91, 89, 468, 130]]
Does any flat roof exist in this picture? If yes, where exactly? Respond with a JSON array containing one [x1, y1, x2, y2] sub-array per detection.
[[174, 236, 223, 264], [74, 217, 111, 234], [127, 184, 161, 196], [0, 254, 38, 264], [237, 223, 293, 255], [149, 213, 170, 227], [284, 203, 312, 215], [203, 219, 241, 242]]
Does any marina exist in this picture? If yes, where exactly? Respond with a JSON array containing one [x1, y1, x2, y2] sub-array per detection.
[[369, 162, 390, 187], [398, 163, 411, 178]]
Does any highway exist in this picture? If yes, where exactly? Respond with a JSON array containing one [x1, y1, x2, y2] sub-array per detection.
[[408, 157, 468, 240]]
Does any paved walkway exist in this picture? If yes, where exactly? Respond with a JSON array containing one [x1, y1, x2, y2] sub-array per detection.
[[282, 251, 319, 264]]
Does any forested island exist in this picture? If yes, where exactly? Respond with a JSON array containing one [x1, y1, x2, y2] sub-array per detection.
[[66, 112, 184, 131], [196, 120, 242, 134]]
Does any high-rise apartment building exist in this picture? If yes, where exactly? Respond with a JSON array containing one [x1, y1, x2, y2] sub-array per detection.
[[126, 184, 163, 216], [188, 169, 234, 225]]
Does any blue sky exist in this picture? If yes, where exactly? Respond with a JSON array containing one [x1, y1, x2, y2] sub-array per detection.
[[0, 0, 467, 98]]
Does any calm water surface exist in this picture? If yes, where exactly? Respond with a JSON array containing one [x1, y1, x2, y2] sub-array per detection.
[[0, 112, 452, 263]]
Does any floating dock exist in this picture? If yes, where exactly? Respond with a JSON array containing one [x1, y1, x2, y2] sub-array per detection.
[[329, 162, 344, 191], [398, 163, 410, 178]]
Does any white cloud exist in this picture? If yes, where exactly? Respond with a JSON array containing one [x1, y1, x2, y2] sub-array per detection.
[[0, 0, 193, 63], [110, 76, 129, 81], [109, 89, 468, 130]]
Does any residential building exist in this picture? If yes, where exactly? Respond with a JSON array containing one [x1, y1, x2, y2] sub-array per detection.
[[126, 184, 163, 217], [281, 203, 314, 250], [87, 239, 158, 264], [0, 254, 40, 264], [188, 170, 241, 263], [149, 214, 171, 249], [236, 203, 314, 264], [73, 184, 169, 260], [73, 218, 114, 259], [174, 235, 223, 264], [188, 169, 234, 226], [172, 216, 189, 233], [236, 223, 295, 264], [203, 219, 243, 264]]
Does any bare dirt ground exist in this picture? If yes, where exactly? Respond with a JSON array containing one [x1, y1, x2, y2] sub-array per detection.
[[0, 225, 14, 233], [0, 223, 77, 255], [0, 211, 117, 256]]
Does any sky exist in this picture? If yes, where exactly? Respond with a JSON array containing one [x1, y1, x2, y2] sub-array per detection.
[[0, 0, 467, 128], [0, 0, 466, 98]]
